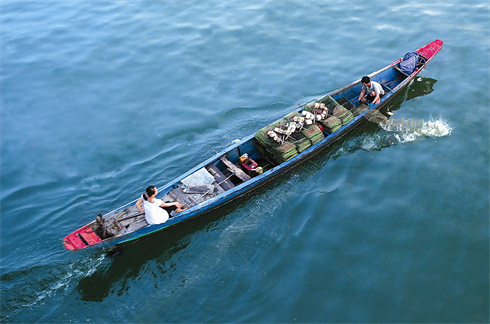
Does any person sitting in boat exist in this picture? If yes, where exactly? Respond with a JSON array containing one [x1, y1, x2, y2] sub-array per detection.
[[358, 76, 385, 105], [136, 186, 188, 225]]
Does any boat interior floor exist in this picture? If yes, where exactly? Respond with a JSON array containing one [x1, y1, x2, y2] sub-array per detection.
[[93, 153, 263, 238]]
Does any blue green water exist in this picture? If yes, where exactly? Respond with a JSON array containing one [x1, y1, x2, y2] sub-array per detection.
[[1, 1, 489, 322]]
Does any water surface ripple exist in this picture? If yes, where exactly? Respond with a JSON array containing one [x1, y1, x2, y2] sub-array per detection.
[[1, 1, 489, 323]]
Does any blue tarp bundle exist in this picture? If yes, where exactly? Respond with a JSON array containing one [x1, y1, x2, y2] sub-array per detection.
[[399, 52, 419, 75]]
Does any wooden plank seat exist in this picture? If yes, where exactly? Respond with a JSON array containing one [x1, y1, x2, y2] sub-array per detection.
[[219, 155, 251, 182], [205, 163, 235, 190], [381, 83, 392, 93], [393, 64, 410, 77]]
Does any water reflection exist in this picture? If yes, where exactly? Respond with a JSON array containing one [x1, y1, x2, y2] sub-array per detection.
[[407, 77, 437, 101], [75, 202, 239, 302], [76, 231, 191, 302], [380, 76, 437, 114]]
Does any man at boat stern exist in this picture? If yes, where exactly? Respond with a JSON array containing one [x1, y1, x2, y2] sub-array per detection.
[[358, 76, 385, 105]]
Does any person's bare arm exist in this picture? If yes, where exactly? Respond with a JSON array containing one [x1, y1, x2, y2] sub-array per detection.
[[136, 197, 144, 213]]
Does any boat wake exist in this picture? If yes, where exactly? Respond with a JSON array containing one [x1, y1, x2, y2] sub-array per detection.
[[360, 117, 452, 152], [0, 253, 106, 322]]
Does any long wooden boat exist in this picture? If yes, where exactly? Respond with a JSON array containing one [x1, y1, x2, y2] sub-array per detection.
[[63, 39, 443, 251]]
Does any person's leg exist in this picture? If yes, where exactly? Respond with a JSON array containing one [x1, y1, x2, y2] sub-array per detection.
[[365, 93, 375, 103], [162, 205, 177, 216], [162, 204, 189, 215]]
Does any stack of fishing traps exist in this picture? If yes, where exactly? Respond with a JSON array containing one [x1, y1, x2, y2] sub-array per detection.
[[304, 95, 356, 133], [255, 95, 359, 165]]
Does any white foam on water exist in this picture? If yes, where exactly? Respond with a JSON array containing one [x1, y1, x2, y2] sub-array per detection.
[[47, 255, 105, 303], [362, 118, 452, 151], [415, 118, 453, 137], [394, 132, 418, 144]]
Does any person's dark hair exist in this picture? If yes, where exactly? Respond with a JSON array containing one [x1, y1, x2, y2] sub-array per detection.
[[361, 76, 370, 84], [143, 186, 156, 201]]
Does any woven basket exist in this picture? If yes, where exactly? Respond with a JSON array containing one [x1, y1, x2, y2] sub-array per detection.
[[302, 124, 324, 145], [318, 95, 340, 110], [269, 141, 298, 163], [333, 105, 354, 125], [288, 132, 311, 153], [320, 116, 342, 133], [304, 101, 316, 112], [283, 111, 302, 121], [336, 97, 356, 110], [255, 119, 287, 148], [350, 104, 369, 117]]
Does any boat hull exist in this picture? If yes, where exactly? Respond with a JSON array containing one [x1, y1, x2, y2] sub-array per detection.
[[63, 39, 443, 251]]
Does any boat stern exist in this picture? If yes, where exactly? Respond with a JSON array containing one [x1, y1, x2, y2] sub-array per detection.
[[63, 223, 102, 250]]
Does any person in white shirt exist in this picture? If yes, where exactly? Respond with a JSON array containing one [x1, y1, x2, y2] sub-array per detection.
[[358, 76, 385, 105], [135, 186, 188, 225]]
